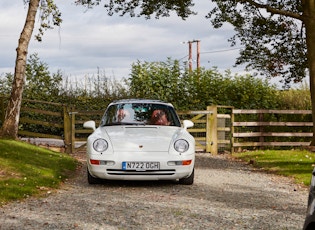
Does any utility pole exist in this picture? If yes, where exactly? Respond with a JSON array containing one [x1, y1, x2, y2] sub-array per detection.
[[186, 40, 200, 72], [196, 40, 200, 69], [188, 41, 193, 71]]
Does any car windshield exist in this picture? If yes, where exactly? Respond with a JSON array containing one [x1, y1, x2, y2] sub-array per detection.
[[100, 103, 181, 127]]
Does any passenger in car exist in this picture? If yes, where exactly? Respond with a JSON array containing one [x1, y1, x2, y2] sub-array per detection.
[[150, 109, 170, 126], [117, 109, 130, 122]]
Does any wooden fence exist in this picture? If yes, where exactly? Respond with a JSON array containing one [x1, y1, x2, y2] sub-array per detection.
[[0, 98, 313, 154], [232, 109, 313, 151], [0, 98, 74, 152]]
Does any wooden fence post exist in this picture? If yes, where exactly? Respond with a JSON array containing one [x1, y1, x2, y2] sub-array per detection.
[[63, 106, 72, 154], [259, 112, 264, 150], [207, 105, 217, 154], [231, 108, 235, 154], [70, 110, 76, 154]]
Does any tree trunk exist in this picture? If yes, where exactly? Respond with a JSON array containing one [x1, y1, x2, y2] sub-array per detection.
[[303, 2, 315, 145], [0, 0, 40, 139]]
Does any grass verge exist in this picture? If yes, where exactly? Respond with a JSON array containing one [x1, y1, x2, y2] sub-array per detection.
[[233, 149, 315, 186], [0, 139, 78, 205]]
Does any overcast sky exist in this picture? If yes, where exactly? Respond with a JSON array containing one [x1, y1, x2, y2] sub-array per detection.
[[0, 1, 247, 82]]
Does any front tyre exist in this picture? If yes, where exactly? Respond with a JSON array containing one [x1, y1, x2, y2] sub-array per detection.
[[179, 169, 194, 185], [87, 168, 101, 184]]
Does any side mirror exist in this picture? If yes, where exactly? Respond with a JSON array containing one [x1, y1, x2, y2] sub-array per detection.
[[183, 120, 194, 129], [83, 120, 96, 131]]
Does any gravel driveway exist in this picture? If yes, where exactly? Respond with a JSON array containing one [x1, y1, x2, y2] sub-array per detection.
[[0, 152, 309, 230]]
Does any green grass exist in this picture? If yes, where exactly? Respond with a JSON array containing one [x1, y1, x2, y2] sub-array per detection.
[[233, 149, 315, 186], [0, 139, 78, 205]]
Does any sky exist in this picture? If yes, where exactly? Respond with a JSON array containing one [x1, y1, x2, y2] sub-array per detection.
[[0, 1, 247, 83]]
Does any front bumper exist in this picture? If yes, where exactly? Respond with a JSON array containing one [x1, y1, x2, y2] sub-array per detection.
[[87, 151, 195, 181]]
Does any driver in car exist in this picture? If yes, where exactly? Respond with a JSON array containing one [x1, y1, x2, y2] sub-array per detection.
[[150, 109, 170, 126]]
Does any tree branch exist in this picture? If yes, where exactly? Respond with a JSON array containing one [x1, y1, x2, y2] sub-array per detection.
[[239, 0, 302, 21]]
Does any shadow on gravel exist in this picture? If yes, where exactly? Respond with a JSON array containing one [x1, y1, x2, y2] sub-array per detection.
[[194, 153, 245, 170], [94, 179, 179, 187]]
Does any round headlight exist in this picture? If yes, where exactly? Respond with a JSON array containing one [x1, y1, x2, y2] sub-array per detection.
[[174, 139, 189, 153], [93, 139, 108, 152]]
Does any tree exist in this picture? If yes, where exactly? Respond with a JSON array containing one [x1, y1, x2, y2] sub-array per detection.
[[0, 0, 62, 138], [24, 53, 63, 101], [0, 0, 195, 139], [0, 53, 63, 100], [207, 1, 315, 145], [128, 59, 183, 104]]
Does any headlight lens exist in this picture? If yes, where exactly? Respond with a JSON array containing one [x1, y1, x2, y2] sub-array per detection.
[[93, 139, 108, 152], [174, 139, 189, 153]]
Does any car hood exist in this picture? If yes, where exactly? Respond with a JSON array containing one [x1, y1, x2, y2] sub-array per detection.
[[101, 126, 182, 152]]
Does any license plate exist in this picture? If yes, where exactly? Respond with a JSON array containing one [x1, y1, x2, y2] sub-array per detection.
[[122, 162, 160, 171]]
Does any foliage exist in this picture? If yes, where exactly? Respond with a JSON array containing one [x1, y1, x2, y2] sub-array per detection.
[[1, 55, 312, 113], [33, 0, 62, 41], [75, 0, 196, 19], [24, 53, 63, 101], [222, 73, 279, 109], [0, 139, 77, 205], [59, 72, 129, 110], [0, 73, 14, 96], [207, 1, 307, 87], [127, 58, 279, 110], [0, 53, 129, 108], [277, 81, 312, 110], [128, 58, 183, 106], [0, 53, 65, 134], [234, 149, 315, 186]]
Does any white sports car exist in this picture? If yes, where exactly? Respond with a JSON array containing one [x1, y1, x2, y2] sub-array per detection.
[[83, 99, 195, 185]]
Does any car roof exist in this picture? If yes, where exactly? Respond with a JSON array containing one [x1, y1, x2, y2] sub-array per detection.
[[110, 99, 174, 107]]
